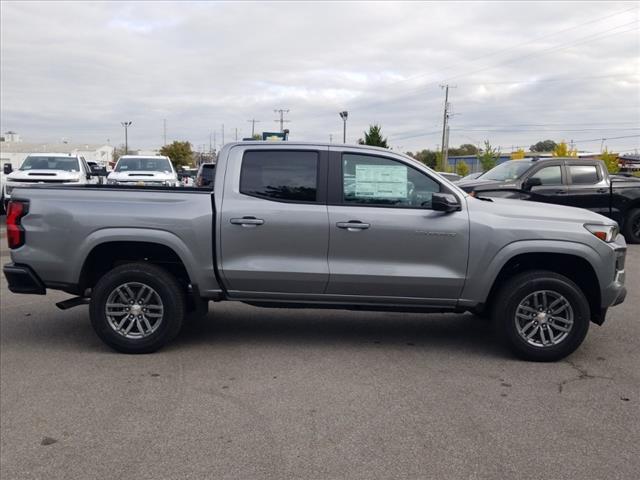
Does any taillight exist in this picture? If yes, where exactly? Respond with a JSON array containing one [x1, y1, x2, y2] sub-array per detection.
[[6, 200, 28, 249]]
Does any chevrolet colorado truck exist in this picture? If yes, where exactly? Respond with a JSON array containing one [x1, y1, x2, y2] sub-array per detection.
[[3, 143, 628, 361], [457, 158, 640, 243]]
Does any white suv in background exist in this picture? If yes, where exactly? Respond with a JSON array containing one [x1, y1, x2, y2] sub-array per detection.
[[3, 153, 98, 209], [107, 155, 178, 187]]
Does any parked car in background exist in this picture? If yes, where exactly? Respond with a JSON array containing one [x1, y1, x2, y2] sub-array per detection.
[[439, 172, 461, 182], [458, 171, 484, 182], [457, 158, 640, 243], [178, 167, 199, 187], [3, 153, 99, 210], [107, 155, 178, 187], [196, 162, 216, 188], [3, 142, 627, 361]]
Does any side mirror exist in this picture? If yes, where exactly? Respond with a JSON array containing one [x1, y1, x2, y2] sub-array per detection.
[[523, 177, 542, 191], [431, 193, 461, 213], [3, 164, 13, 175]]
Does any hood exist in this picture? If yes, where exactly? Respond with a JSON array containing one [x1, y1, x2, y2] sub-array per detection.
[[457, 178, 521, 193], [8, 170, 81, 182], [108, 170, 176, 181], [471, 196, 616, 226]]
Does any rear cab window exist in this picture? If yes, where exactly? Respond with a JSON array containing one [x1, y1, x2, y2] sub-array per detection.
[[240, 150, 319, 203], [569, 165, 600, 185]]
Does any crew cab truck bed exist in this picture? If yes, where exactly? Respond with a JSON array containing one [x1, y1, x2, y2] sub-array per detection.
[[4, 143, 628, 361]]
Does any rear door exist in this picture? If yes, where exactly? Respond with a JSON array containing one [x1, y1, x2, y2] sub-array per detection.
[[325, 148, 469, 302], [564, 162, 611, 217], [219, 146, 330, 294]]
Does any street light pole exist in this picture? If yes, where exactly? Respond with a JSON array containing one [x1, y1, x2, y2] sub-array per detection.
[[339, 111, 348, 143], [121, 121, 132, 154]]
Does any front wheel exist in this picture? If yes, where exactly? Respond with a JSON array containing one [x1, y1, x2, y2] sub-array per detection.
[[492, 270, 590, 362], [89, 262, 185, 353], [623, 208, 640, 244]]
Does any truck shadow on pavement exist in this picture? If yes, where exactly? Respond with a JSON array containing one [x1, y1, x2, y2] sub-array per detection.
[[175, 304, 506, 359]]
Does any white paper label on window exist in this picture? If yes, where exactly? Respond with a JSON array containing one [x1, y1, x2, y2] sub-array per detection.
[[354, 164, 407, 198]]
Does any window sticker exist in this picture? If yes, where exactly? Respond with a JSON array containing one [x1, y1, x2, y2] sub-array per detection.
[[354, 164, 407, 198]]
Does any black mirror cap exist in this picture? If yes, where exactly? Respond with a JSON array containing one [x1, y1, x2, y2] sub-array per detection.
[[523, 177, 542, 191], [3, 164, 13, 174], [432, 193, 461, 213]]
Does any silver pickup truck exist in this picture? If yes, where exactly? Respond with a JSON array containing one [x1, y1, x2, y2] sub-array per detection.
[[3, 142, 628, 361]]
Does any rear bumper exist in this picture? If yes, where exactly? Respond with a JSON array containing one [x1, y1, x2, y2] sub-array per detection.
[[3, 263, 46, 295]]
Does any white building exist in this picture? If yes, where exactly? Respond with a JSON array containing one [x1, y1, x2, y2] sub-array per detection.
[[0, 141, 114, 171]]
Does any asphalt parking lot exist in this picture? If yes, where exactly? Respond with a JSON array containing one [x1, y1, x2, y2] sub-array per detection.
[[1, 230, 638, 480]]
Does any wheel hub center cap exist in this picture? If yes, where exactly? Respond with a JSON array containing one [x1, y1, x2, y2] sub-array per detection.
[[537, 312, 547, 323], [131, 304, 142, 315]]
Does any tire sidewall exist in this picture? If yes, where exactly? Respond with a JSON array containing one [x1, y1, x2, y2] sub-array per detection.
[[90, 264, 184, 353], [624, 209, 640, 244], [498, 274, 590, 361]]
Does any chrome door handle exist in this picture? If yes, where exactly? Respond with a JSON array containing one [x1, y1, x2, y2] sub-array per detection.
[[230, 217, 264, 227], [336, 221, 370, 231]]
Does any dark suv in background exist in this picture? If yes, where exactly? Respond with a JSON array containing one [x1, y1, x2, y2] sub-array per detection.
[[196, 163, 216, 188]]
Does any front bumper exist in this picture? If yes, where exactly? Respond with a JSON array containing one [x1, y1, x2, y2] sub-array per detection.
[[3, 263, 46, 295]]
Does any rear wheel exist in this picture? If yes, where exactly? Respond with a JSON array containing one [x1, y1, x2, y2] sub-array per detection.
[[492, 270, 590, 362], [623, 208, 640, 244], [89, 262, 185, 353]]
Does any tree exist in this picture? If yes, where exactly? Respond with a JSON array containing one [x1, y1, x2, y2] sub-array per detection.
[[511, 148, 526, 160], [477, 141, 501, 172], [251, 134, 261, 140], [112, 145, 126, 165], [449, 143, 479, 156], [530, 140, 557, 152], [600, 148, 619, 174], [358, 124, 388, 148], [159, 141, 194, 168], [552, 141, 577, 157], [406, 149, 437, 169], [456, 160, 470, 177]]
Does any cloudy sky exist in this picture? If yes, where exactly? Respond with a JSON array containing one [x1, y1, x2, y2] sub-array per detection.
[[1, 1, 638, 153]]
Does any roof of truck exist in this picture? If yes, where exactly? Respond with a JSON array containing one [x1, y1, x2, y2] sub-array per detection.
[[223, 141, 401, 153]]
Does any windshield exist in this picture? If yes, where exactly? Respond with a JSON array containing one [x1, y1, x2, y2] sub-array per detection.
[[20, 156, 79, 172], [115, 157, 172, 172], [481, 161, 533, 181]]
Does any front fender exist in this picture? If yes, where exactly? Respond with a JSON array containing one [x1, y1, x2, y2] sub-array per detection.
[[460, 239, 605, 305]]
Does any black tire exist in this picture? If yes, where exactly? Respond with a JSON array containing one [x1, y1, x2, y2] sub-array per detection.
[[492, 270, 590, 362], [623, 208, 640, 244], [89, 262, 185, 354]]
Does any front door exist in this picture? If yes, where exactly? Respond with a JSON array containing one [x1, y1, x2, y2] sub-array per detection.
[[220, 147, 330, 294], [524, 162, 569, 204], [326, 149, 469, 302], [564, 163, 611, 217]]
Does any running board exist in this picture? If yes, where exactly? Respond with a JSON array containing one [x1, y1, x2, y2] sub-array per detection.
[[56, 297, 90, 310]]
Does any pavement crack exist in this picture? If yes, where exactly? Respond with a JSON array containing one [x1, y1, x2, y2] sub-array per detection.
[[557, 360, 613, 393]]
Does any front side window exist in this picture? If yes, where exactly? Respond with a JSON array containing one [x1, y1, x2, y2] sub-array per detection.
[[20, 156, 79, 172], [530, 166, 562, 185], [240, 150, 318, 202], [570, 165, 599, 185], [342, 154, 441, 207]]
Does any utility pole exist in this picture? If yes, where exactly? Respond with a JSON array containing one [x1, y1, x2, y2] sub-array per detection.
[[234, 128, 238, 141], [329, 134, 333, 143], [121, 121, 132, 154], [222, 124, 225, 146], [439, 84, 455, 171], [274, 109, 290, 133], [247, 119, 261, 137], [339, 111, 348, 143], [163, 119, 167, 146], [213, 131, 217, 153], [209, 132, 212, 153]]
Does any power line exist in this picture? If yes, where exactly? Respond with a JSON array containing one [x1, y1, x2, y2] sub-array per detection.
[[274, 109, 290, 133]]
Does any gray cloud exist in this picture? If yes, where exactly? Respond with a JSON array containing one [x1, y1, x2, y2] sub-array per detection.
[[1, 0, 638, 153]]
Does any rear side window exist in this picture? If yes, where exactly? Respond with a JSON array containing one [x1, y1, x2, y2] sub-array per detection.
[[570, 165, 599, 184], [240, 150, 318, 202]]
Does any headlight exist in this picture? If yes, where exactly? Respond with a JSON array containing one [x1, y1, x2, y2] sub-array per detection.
[[584, 224, 619, 242]]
